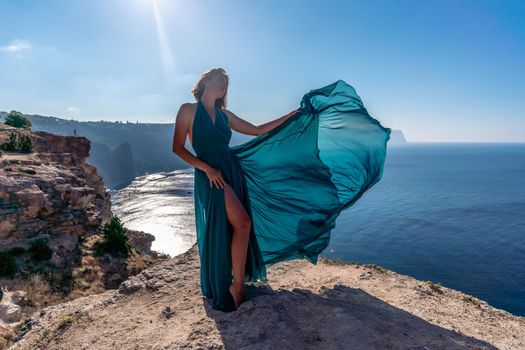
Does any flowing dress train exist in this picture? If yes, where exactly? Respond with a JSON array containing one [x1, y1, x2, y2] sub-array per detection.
[[192, 79, 391, 311]]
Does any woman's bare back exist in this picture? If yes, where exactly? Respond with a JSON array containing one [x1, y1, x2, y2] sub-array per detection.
[[186, 103, 197, 146]]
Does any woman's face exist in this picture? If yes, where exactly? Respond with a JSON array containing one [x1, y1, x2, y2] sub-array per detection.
[[206, 73, 228, 97]]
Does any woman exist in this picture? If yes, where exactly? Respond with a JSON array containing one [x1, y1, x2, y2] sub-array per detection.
[[172, 67, 391, 312], [172, 68, 300, 310]]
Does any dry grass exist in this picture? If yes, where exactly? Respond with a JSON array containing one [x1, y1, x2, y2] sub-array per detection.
[[24, 273, 53, 307], [321, 256, 358, 266], [363, 263, 388, 273]]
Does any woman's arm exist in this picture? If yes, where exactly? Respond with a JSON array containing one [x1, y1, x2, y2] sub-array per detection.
[[172, 104, 227, 189], [257, 108, 302, 134], [172, 104, 211, 173], [224, 108, 302, 136]]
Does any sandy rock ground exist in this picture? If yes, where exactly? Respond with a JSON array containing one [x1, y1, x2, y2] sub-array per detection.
[[7, 243, 525, 350]]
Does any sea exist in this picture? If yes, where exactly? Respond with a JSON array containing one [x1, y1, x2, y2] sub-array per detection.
[[110, 142, 525, 317]]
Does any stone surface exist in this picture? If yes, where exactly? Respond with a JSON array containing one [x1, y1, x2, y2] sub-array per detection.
[[0, 124, 112, 264], [126, 229, 156, 256], [6, 243, 525, 350]]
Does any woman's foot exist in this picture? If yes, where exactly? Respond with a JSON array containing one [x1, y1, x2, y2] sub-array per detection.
[[229, 282, 246, 310]]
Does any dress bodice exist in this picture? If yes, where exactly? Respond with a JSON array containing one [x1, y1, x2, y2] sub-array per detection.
[[192, 99, 232, 159]]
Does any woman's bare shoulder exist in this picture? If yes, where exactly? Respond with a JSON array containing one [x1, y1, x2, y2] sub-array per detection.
[[180, 102, 198, 110], [177, 102, 198, 119]]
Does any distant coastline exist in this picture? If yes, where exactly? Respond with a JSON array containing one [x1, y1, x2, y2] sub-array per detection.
[[0, 110, 408, 190]]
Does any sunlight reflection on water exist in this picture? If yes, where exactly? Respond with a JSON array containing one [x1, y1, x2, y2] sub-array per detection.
[[110, 168, 196, 257]]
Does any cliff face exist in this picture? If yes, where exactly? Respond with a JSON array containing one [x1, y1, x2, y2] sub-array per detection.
[[87, 141, 136, 190], [0, 124, 111, 263], [1, 124, 168, 346], [5, 243, 524, 350]]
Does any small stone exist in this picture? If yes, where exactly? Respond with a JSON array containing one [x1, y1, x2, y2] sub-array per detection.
[[10, 290, 27, 304], [0, 303, 22, 323], [118, 278, 144, 295], [161, 306, 176, 319], [359, 271, 372, 280]]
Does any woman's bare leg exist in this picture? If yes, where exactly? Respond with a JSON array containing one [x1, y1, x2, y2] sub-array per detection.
[[223, 182, 251, 309]]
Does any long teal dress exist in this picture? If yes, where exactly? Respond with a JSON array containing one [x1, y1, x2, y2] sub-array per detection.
[[192, 79, 391, 312]]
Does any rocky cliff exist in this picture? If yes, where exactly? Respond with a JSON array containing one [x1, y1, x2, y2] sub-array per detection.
[[0, 124, 111, 258], [0, 124, 167, 348], [3, 243, 524, 350]]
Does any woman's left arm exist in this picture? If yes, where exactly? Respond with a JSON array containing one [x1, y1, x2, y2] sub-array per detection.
[[224, 108, 302, 136]]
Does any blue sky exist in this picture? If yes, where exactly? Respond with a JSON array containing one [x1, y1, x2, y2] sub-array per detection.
[[0, 0, 523, 142]]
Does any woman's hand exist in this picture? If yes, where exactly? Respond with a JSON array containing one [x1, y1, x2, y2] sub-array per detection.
[[205, 166, 226, 189]]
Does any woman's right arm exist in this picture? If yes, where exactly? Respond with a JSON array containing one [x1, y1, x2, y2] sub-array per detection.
[[172, 104, 226, 189], [172, 103, 210, 172]]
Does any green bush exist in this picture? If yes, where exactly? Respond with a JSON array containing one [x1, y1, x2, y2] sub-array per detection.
[[59, 269, 74, 292], [0, 132, 33, 153], [96, 216, 131, 258], [28, 238, 53, 262], [4, 111, 32, 129], [0, 133, 18, 152], [0, 251, 17, 278], [19, 134, 33, 152], [7, 246, 26, 256]]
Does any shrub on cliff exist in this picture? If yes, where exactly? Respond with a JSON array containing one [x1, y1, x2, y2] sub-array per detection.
[[19, 134, 33, 152], [7, 246, 26, 256], [0, 251, 17, 278], [0, 132, 33, 153], [1, 133, 18, 152], [95, 216, 132, 258], [28, 238, 53, 262], [4, 110, 32, 129]]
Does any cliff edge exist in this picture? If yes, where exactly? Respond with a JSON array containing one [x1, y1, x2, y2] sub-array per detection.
[[7, 243, 525, 350], [0, 124, 112, 248]]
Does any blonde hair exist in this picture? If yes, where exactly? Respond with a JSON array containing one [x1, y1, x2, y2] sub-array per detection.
[[190, 67, 229, 109]]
